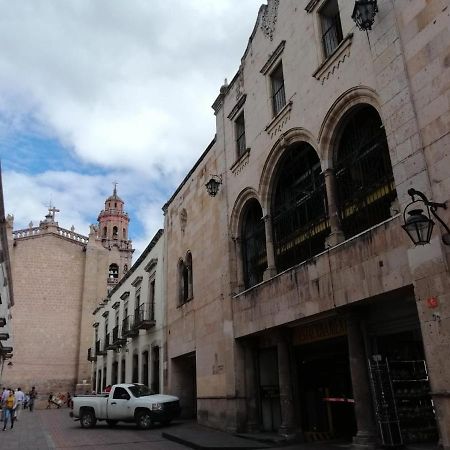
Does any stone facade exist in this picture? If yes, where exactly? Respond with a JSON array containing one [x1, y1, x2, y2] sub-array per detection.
[[91, 230, 165, 396], [164, 0, 450, 448], [0, 168, 14, 381], [3, 189, 133, 403]]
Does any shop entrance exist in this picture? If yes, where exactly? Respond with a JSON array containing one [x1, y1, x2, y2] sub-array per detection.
[[297, 336, 356, 441], [171, 352, 197, 419]]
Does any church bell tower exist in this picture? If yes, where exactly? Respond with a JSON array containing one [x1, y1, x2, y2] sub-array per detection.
[[97, 184, 134, 288]]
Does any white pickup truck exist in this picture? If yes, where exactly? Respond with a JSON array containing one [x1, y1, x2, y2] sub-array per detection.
[[71, 384, 180, 429]]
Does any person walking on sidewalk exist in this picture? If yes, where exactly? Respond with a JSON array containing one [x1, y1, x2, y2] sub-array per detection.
[[1, 387, 10, 422], [28, 387, 37, 412], [3, 390, 16, 431], [14, 388, 25, 420]]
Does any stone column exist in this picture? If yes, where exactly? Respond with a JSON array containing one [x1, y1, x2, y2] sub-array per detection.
[[277, 331, 296, 437], [324, 169, 345, 247], [263, 215, 277, 280], [244, 340, 259, 432], [233, 237, 245, 292], [346, 313, 377, 447]]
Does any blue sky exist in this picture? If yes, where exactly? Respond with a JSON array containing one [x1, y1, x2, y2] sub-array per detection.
[[0, 0, 263, 256]]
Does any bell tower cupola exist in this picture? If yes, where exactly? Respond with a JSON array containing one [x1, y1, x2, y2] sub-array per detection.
[[97, 183, 133, 284]]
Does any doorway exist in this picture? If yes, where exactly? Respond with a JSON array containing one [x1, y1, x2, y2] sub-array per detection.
[[171, 352, 197, 419], [296, 336, 356, 441]]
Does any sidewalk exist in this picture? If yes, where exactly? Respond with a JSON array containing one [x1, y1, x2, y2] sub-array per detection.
[[0, 410, 55, 450]]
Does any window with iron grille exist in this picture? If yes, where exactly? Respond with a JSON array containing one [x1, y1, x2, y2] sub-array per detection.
[[235, 112, 246, 158], [178, 253, 193, 305], [272, 143, 329, 273], [242, 200, 267, 289], [270, 63, 286, 116], [334, 105, 397, 239], [320, 0, 343, 59]]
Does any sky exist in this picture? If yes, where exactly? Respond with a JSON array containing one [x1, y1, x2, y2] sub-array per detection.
[[0, 0, 263, 256]]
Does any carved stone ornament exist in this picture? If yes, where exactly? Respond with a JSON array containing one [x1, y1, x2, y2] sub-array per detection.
[[180, 208, 187, 232], [235, 63, 245, 100], [260, 0, 280, 41]]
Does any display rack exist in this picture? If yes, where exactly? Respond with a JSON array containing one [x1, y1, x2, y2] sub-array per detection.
[[368, 358, 402, 446], [387, 360, 438, 444]]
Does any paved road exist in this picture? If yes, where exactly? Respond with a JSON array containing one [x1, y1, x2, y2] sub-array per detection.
[[0, 408, 188, 450]]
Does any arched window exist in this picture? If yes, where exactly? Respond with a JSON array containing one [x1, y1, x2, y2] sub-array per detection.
[[178, 254, 193, 305], [113, 226, 118, 237], [109, 263, 119, 279], [123, 228, 126, 239], [334, 105, 396, 239], [103, 227, 107, 237], [272, 143, 329, 273], [186, 252, 193, 300], [241, 200, 267, 289]]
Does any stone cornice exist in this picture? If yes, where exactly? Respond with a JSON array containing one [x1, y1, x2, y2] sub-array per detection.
[[227, 94, 247, 120], [260, 40, 286, 75]]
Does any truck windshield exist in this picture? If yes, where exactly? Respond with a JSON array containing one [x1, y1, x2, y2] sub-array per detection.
[[128, 384, 154, 398]]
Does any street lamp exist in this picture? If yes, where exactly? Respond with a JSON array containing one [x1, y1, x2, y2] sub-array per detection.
[[205, 175, 222, 197], [352, 0, 378, 31], [402, 188, 450, 246]]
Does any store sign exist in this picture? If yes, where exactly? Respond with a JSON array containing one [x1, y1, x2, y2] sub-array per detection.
[[293, 317, 347, 345]]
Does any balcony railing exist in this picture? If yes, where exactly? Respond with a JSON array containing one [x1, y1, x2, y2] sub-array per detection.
[[134, 303, 155, 330], [95, 339, 107, 356], [122, 315, 139, 338], [112, 325, 127, 346], [105, 332, 115, 350], [87, 347, 97, 362]]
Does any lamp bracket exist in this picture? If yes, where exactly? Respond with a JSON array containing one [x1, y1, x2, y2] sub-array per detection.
[[407, 188, 450, 245]]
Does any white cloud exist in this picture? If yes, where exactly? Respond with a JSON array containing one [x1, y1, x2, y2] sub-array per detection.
[[0, 0, 263, 178], [0, 0, 265, 257]]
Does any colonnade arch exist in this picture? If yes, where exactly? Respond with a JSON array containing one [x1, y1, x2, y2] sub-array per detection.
[[232, 89, 396, 292]]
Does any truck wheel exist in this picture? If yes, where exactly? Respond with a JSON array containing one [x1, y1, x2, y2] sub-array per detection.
[[106, 420, 118, 427], [80, 410, 97, 428], [136, 411, 152, 430]]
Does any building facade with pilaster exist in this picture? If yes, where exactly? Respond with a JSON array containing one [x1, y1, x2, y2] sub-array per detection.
[[90, 230, 165, 396], [164, 0, 450, 448], [0, 168, 14, 382]]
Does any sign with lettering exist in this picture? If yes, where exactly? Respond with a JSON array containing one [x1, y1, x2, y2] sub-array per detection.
[[293, 317, 347, 345]]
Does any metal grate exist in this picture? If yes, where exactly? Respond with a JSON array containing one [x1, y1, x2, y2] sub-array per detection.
[[272, 144, 329, 273], [242, 200, 267, 288], [335, 106, 396, 239]]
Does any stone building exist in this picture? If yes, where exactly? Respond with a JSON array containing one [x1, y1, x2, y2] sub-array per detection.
[[164, 0, 450, 448], [90, 230, 165, 395], [3, 187, 133, 398], [0, 168, 14, 381]]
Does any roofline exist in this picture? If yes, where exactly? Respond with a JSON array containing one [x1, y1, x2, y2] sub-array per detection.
[[162, 137, 216, 212], [107, 229, 164, 299]]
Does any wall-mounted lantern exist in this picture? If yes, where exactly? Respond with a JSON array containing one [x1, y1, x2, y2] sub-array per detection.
[[402, 188, 450, 246], [205, 175, 222, 197], [352, 0, 378, 31]]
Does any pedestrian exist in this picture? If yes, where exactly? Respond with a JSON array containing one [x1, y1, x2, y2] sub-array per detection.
[[46, 392, 53, 409], [14, 388, 25, 420], [1, 387, 10, 422], [28, 386, 37, 412], [2, 390, 16, 431]]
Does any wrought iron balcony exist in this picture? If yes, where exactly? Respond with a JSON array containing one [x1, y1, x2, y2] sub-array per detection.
[[0, 333, 9, 340], [87, 347, 97, 362], [122, 315, 139, 338], [112, 325, 127, 346], [105, 332, 116, 350], [134, 303, 155, 330], [95, 339, 107, 356], [0, 346, 13, 354]]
